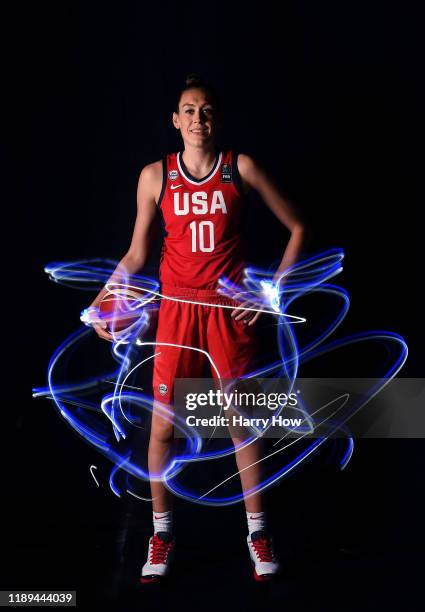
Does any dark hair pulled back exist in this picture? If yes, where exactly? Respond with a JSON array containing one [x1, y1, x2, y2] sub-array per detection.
[[175, 73, 221, 113]]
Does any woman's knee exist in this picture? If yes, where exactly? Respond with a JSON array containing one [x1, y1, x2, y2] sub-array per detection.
[[150, 414, 174, 445], [231, 436, 249, 448]]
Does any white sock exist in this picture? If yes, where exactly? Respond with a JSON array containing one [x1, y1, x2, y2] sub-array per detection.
[[246, 511, 266, 536], [152, 510, 173, 534]]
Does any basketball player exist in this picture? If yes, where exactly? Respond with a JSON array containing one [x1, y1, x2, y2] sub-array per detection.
[[88, 74, 310, 583]]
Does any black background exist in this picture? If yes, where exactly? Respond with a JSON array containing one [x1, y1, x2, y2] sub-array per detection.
[[6, 1, 425, 610]]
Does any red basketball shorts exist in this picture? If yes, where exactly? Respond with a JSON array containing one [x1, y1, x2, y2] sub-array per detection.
[[152, 284, 258, 404]]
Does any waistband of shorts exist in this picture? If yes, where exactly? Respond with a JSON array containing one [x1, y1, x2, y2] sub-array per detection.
[[160, 283, 237, 304]]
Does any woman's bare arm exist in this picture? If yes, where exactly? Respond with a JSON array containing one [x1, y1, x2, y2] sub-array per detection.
[[234, 153, 311, 323], [88, 161, 161, 339]]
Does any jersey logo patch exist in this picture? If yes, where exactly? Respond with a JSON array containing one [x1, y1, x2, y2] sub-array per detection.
[[158, 383, 168, 396], [221, 164, 232, 183], [168, 170, 179, 181]]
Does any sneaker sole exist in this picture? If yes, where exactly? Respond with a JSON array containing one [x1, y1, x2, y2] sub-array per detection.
[[253, 568, 274, 582], [251, 560, 280, 582], [140, 574, 168, 585]]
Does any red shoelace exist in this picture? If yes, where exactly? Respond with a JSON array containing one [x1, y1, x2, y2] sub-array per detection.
[[252, 537, 274, 562], [150, 534, 173, 564]]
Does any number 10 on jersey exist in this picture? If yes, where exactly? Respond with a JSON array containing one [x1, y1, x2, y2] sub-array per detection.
[[189, 221, 215, 252]]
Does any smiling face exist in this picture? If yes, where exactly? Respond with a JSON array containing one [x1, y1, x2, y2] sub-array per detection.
[[172, 87, 222, 148]]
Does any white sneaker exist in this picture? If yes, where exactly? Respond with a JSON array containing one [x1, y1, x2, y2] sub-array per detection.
[[247, 530, 280, 581], [140, 531, 175, 584]]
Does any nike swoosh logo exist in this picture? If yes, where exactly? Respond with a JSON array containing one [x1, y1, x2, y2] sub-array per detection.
[[170, 184, 183, 190]]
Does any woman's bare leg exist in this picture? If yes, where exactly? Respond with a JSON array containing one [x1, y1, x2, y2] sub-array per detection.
[[232, 435, 264, 513], [148, 405, 174, 512]]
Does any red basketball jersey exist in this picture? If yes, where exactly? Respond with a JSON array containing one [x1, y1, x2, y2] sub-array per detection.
[[156, 149, 247, 290]]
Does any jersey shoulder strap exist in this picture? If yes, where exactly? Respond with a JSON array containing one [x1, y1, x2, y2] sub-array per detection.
[[230, 149, 245, 198], [157, 153, 172, 208]]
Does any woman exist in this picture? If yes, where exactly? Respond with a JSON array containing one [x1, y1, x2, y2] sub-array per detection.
[[88, 74, 309, 583]]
